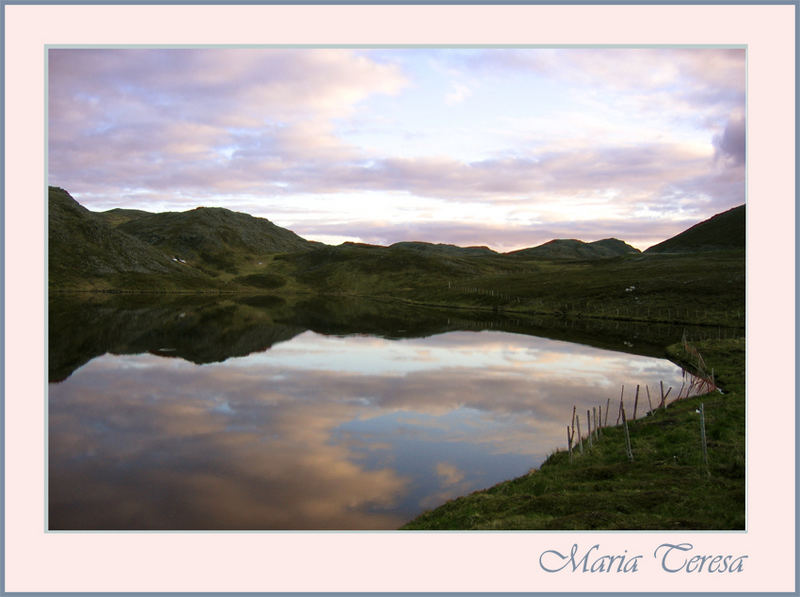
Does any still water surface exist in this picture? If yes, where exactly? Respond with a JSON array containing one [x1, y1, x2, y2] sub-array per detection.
[[49, 320, 692, 530]]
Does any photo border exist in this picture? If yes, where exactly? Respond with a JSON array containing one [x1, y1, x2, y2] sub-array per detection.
[[4, 1, 796, 593]]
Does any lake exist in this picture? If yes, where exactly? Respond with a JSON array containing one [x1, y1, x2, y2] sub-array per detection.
[[48, 295, 708, 530]]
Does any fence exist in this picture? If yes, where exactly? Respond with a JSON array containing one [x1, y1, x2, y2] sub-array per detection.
[[565, 367, 717, 466]]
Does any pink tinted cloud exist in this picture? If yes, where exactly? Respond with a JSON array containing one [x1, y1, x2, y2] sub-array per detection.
[[49, 48, 407, 124], [49, 48, 406, 195], [278, 142, 721, 212]]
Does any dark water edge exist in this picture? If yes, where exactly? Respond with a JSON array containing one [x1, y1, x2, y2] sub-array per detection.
[[48, 292, 742, 383]]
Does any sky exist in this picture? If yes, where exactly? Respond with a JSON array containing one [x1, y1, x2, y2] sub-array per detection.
[[48, 47, 745, 251]]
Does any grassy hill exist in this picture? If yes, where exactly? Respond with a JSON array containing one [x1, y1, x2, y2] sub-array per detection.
[[49, 186, 319, 289], [274, 242, 505, 293], [96, 207, 153, 228], [390, 241, 498, 257], [508, 238, 640, 260], [645, 205, 745, 254], [118, 205, 315, 276]]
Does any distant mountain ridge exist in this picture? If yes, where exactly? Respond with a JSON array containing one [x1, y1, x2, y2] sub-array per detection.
[[48, 186, 745, 291], [390, 241, 498, 257], [508, 238, 640, 260]]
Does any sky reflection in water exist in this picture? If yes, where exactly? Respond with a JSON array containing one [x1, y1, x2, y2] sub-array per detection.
[[49, 330, 688, 530]]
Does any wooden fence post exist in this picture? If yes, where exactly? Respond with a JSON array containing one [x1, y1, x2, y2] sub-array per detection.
[[587, 409, 593, 448], [597, 404, 603, 437], [571, 405, 576, 438], [621, 407, 633, 461], [567, 425, 573, 463], [699, 403, 710, 477], [576, 415, 584, 454], [633, 385, 639, 420]]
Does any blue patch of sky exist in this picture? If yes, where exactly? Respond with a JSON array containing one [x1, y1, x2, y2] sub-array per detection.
[[337, 48, 574, 163]]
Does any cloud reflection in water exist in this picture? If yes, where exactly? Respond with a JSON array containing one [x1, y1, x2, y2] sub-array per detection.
[[49, 330, 687, 530]]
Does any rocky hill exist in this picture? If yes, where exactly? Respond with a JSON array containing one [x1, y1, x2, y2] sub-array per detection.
[[48, 186, 213, 290]]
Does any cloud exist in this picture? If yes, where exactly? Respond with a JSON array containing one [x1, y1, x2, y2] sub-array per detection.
[[463, 48, 745, 115], [435, 462, 465, 486], [713, 114, 746, 166], [54, 128, 720, 219], [50, 48, 407, 124], [253, 141, 711, 203], [48, 48, 407, 197], [51, 49, 730, 201], [445, 82, 472, 105]]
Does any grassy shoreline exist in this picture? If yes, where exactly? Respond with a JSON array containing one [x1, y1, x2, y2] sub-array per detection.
[[401, 337, 745, 530]]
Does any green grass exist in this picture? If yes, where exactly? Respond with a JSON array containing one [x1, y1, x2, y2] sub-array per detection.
[[402, 338, 745, 530], [231, 272, 287, 289], [275, 246, 744, 328]]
